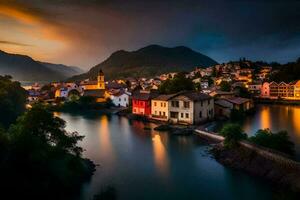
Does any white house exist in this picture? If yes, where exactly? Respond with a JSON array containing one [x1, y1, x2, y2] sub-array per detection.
[[110, 90, 131, 107]]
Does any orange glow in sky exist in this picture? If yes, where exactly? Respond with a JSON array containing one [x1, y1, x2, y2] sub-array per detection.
[[0, 5, 66, 61]]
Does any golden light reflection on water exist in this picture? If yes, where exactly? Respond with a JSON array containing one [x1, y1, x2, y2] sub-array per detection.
[[152, 133, 169, 177], [292, 107, 300, 139], [260, 106, 271, 130], [99, 115, 115, 162]]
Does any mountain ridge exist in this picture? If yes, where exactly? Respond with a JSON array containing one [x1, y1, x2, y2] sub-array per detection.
[[71, 45, 218, 80], [0, 50, 83, 82]]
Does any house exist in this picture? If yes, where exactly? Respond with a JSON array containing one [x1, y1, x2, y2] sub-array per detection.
[[261, 82, 270, 98], [214, 99, 232, 118], [168, 92, 214, 124], [248, 81, 262, 96], [81, 69, 109, 102], [132, 90, 158, 116], [223, 97, 253, 111], [151, 93, 179, 121], [110, 90, 130, 107], [260, 81, 300, 100]]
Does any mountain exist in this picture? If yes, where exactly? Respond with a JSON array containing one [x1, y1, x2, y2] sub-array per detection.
[[38, 62, 84, 78], [70, 45, 218, 80], [0, 50, 82, 82]]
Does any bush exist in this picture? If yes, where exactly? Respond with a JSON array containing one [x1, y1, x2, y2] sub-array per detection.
[[249, 129, 295, 156], [220, 124, 247, 148]]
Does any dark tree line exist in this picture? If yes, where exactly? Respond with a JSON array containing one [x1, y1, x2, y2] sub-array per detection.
[[0, 75, 95, 200]]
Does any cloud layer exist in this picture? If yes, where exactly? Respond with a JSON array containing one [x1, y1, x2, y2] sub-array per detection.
[[0, 0, 299, 68]]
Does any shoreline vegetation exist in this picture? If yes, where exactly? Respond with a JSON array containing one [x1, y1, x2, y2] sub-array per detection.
[[0, 76, 95, 200], [196, 124, 300, 196]]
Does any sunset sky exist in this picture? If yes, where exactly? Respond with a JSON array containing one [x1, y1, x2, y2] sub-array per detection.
[[0, 0, 299, 69]]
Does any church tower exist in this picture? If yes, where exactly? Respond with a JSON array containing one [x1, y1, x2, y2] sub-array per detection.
[[97, 69, 105, 89]]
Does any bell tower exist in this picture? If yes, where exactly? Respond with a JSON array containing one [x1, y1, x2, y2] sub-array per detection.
[[97, 69, 105, 89]]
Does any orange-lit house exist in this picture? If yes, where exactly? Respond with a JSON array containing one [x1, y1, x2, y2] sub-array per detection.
[[132, 90, 158, 116], [80, 69, 109, 102]]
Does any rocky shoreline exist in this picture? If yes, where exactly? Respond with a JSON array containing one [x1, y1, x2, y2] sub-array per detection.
[[211, 143, 300, 194]]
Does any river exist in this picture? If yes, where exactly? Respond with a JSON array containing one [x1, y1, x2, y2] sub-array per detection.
[[242, 104, 300, 159], [56, 111, 275, 200]]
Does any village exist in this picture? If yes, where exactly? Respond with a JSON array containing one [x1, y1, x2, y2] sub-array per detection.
[[24, 60, 300, 125]]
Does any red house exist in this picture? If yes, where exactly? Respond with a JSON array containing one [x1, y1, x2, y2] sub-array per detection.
[[132, 90, 158, 116]]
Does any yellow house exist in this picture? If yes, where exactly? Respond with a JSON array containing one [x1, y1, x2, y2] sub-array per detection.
[[151, 93, 180, 121], [81, 69, 108, 102]]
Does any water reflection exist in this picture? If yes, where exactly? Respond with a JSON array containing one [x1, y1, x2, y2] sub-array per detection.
[[98, 115, 115, 163], [152, 134, 169, 177], [57, 112, 273, 200], [242, 104, 300, 159], [260, 106, 271, 130]]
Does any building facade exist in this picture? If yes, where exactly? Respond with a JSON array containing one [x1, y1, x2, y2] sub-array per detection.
[[132, 90, 158, 116], [168, 92, 214, 124]]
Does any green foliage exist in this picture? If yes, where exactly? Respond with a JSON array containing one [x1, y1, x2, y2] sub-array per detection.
[[220, 124, 247, 148], [219, 81, 231, 92], [159, 72, 195, 94], [0, 104, 94, 199], [0, 75, 27, 128], [249, 129, 295, 155]]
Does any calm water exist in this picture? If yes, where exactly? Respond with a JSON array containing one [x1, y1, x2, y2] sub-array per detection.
[[56, 112, 274, 200], [242, 104, 300, 159]]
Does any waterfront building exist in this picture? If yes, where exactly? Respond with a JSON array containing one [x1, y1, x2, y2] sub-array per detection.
[[168, 92, 214, 124], [109, 90, 131, 107], [223, 97, 253, 111], [81, 69, 109, 102], [261, 80, 300, 100], [132, 90, 158, 116], [151, 93, 179, 121], [261, 82, 270, 97], [248, 81, 262, 96], [55, 83, 83, 99]]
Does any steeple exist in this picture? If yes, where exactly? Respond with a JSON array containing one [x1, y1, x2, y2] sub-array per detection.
[[97, 69, 105, 89]]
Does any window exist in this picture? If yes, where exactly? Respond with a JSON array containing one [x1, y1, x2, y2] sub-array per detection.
[[159, 111, 161, 116], [208, 100, 211, 105], [119, 98, 121, 101], [164, 103, 166, 107], [184, 101, 190, 108], [199, 111, 202, 118], [155, 111, 157, 115], [185, 113, 189, 118], [172, 101, 179, 107], [154, 102, 157, 106], [181, 113, 184, 118], [163, 112, 166, 116], [134, 109, 136, 113], [201, 101, 203, 106], [161, 102, 163, 107]]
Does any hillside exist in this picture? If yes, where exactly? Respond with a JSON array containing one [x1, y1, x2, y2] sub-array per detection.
[[0, 50, 82, 82], [70, 45, 218, 80], [39, 62, 84, 78]]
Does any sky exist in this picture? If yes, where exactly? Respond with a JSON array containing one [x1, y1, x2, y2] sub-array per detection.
[[0, 0, 299, 69]]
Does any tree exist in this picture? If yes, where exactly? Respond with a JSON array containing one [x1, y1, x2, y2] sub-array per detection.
[[0, 75, 27, 128], [219, 81, 231, 92], [159, 72, 195, 94], [220, 124, 247, 148], [249, 129, 294, 156], [0, 104, 93, 199]]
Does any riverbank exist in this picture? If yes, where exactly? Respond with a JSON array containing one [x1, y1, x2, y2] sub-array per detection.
[[212, 143, 300, 195], [194, 129, 300, 194]]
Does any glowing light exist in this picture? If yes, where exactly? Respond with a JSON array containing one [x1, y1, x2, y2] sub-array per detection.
[[152, 134, 169, 176]]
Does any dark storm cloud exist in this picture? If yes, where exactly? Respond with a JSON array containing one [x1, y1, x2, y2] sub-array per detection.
[[0, 0, 299, 67]]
